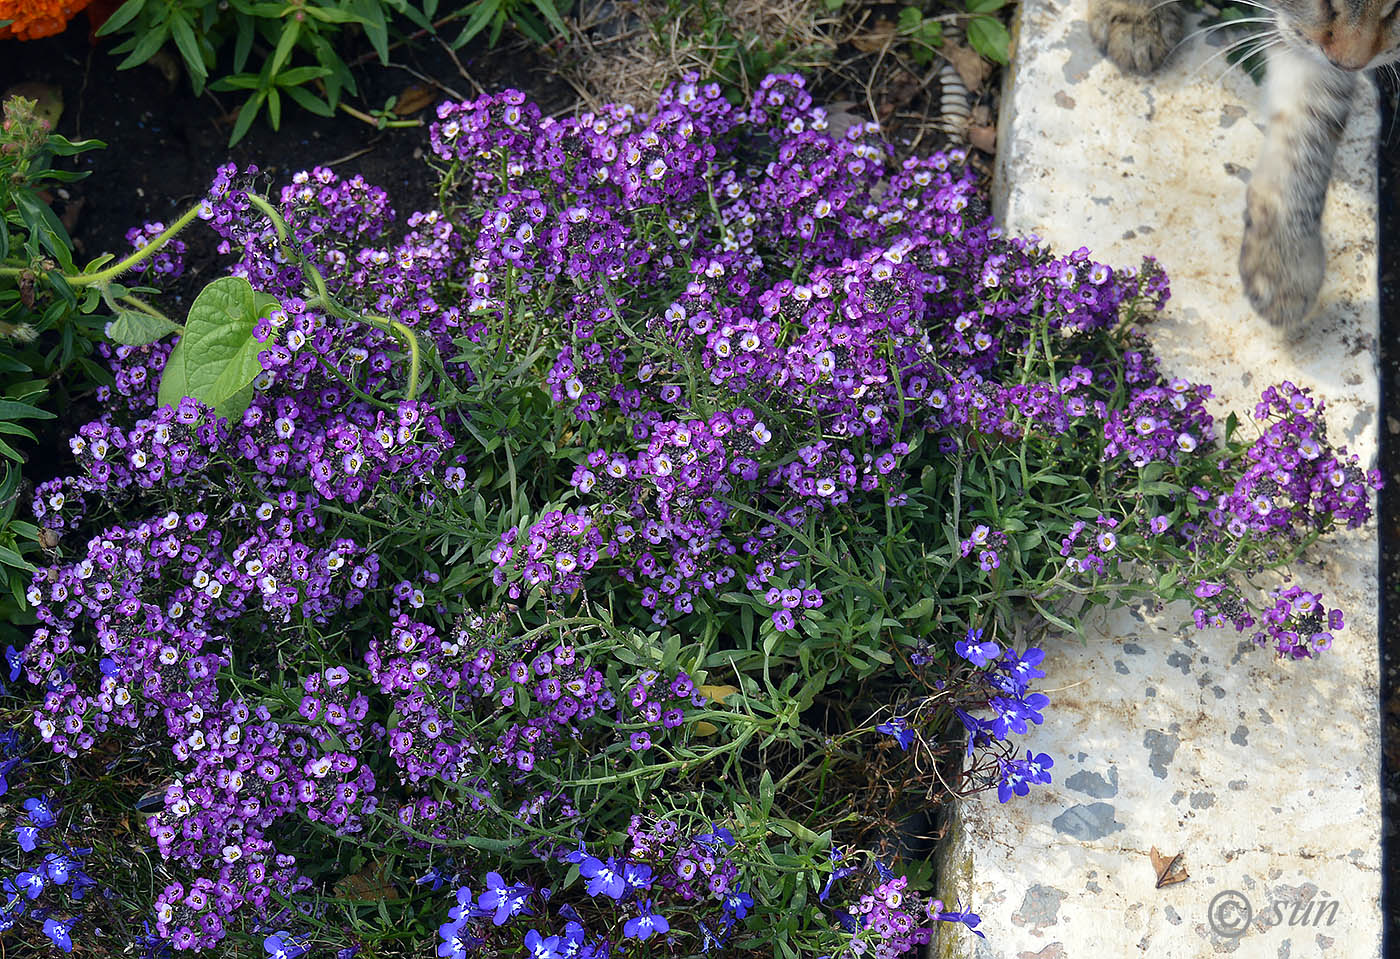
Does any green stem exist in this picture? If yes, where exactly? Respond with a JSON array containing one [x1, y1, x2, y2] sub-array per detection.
[[74, 203, 204, 287], [338, 102, 423, 129], [244, 193, 421, 399]]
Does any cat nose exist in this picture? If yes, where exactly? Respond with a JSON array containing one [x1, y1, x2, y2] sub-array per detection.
[[1318, 31, 1376, 70]]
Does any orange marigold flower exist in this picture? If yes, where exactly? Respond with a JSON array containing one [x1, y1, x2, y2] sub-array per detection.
[[0, 0, 93, 41]]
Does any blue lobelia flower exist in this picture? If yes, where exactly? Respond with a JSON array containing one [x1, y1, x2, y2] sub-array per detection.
[[44, 853, 76, 884], [932, 902, 986, 939], [955, 628, 1000, 667], [622, 861, 652, 895], [698, 919, 729, 952], [263, 931, 309, 959], [5, 645, 23, 683], [23, 796, 58, 829], [833, 909, 861, 933], [999, 646, 1046, 687], [436, 920, 470, 959], [44, 916, 76, 953], [478, 872, 532, 925], [17, 870, 44, 899], [722, 890, 753, 920], [578, 857, 626, 900], [446, 885, 474, 923], [415, 866, 450, 891], [524, 929, 564, 959], [875, 716, 916, 750], [694, 825, 735, 849], [0, 756, 23, 799], [622, 900, 669, 941], [16, 824, 40, 852]]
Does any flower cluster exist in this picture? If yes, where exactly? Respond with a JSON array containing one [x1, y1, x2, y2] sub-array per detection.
[[125, 222, 188, 281]]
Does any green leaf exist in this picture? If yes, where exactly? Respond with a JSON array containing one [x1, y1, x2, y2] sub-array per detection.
[[95, 0, 148, 35], [269, 19, 302, 79], [228, 91, 267, 146], [275, 65, 332, 86], [303, 3, 359, 22], [116, 22, 170, 70], [14, 191, 74, 264], [352, 0, 391, 62], [171, 14, 209, 92], [900, 596, 938, 620], [234, 14, 255, 72], [965, 0, 1006, 12], [45, 135, 106, 157], [210, 73, 263, 91], [106, 310, 183, 346], [967, 15, 1010, 64], [157, 277, 274, 420], [0, 400, 55, 421], [533, 0, 569, 37], [282, 84, 336, 117], [454, 0, 500, 48]]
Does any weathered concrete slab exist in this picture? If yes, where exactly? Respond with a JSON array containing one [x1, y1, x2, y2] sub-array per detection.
[[932, 3, 1382, 957]]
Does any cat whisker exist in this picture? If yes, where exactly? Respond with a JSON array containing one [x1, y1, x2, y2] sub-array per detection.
[[1177, 17, 1277, 45], [1199, 0, 1276, 12], [1207, 39, 1286, 84], [1185, 34, 1283, 84], [1172, 19, 1276, 60]]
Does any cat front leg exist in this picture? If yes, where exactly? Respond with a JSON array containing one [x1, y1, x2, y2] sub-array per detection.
[[1088, 0, 1183, 73], [1239, 45, 1355, 331]]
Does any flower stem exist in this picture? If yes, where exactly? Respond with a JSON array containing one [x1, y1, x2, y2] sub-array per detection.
[[70, 202, 204, 287]]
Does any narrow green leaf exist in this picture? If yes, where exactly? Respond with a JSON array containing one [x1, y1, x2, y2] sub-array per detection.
[[269, 19, 302, 79], [234, 14, 254, 72], [45, 135, 106, 157], [353, 0, 391, 62], [95, 0, 148, 35], [900, 596, 938, 620], [275, 65, 332, 86], [14, 192, 73, 263], [454, 0, 499, 48], [282, 84, 335, 117], [116, 22, 170, 69], [228, 91, 267, 147], [0, 400, 55, 421], [171, 14, 209, 92], [533, 0, 569, 37]]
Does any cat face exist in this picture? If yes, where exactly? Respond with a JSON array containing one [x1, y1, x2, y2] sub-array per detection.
[[1273, 0, 1400, 70]]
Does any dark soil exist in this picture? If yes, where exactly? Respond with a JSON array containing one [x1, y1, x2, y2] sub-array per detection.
[[5, 17, 576, 301], [1375, 73, 1400, 959]]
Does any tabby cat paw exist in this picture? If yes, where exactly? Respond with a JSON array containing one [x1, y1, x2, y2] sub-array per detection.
[[1239, 189, 1325, 331], [1088, 0, 1183, 74]]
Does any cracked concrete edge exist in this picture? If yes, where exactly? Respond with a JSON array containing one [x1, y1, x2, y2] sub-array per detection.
[[932, 1, 1383, 957]]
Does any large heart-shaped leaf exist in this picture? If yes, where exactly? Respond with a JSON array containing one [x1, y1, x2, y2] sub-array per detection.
[[157, 276, 274, 420]]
